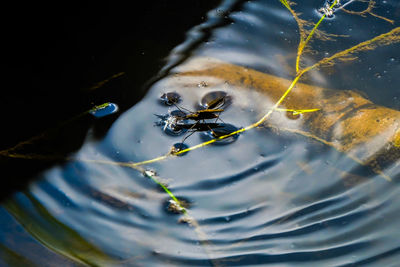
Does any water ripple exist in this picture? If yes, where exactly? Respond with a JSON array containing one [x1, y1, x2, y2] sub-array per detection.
[[177, 155, 280, 191]]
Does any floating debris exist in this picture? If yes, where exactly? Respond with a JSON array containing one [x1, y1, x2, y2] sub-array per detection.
[[143, 169, 157, 178], [318, 0, 341, 18], [167, 200, 186, 214], [170, 143, 189, 156], [197, 81, 208, 88], [165, 198, 191, 214], [178, 215, 195, 225], [89, 102, 119, 118]]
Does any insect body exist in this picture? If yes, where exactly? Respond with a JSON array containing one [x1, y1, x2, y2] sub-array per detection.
[[184, 109, 224, 121]]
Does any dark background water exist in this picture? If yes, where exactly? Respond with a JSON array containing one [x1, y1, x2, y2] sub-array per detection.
[[1, 1, 226, 199], [2, 1, 400, 266]]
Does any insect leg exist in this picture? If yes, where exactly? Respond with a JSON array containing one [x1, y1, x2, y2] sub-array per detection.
[[173, 103, 193, 114], [213, 113, 226, 124], [181, 129, 196, 144], [207, 124, 219, 138], [181, 121, 199, 143]]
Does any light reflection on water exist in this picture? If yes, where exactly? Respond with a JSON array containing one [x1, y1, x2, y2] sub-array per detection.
[[2, 0, 400, 266]]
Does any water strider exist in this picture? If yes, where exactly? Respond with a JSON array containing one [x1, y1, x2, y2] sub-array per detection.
[[156, 91, 236, 144]]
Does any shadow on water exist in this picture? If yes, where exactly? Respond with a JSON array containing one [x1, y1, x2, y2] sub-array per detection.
[[2, 0, 400, 266]]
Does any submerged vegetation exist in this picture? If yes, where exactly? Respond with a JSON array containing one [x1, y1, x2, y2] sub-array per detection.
[[2, 0, 400, 264]]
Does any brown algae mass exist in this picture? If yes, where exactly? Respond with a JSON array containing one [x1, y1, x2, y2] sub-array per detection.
[[170, 57, 400, 180]]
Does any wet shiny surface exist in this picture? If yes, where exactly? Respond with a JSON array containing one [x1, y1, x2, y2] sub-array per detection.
[[2, 0, 400, 266]]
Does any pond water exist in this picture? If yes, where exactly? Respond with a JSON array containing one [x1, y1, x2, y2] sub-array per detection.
[[1, 0, 400, 266]]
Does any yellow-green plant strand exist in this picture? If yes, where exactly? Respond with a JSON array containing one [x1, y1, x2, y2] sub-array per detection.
[[254, 74, 303, 127], [173, 127, 249, 156], [275, 108, 320, 113], [147, 174, 187, 213], [304, 26, 400, 73], [296, 0, 338, 73], [279, 0, 304, 39], [146, 173, 177, 202], [279, 0, 290, 10], [130, 155, 169, 167]]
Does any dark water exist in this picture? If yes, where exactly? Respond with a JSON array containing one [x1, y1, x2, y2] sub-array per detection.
[[2, 0, 400, 266]]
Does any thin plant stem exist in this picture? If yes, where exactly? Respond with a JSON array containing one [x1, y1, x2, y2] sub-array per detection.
[[296, 0, 338, 73]]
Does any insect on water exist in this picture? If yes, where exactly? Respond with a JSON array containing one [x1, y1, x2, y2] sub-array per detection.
[[156, 91, 237, 145], [178, 109, 226, 143], [185, 109, 224, 121]]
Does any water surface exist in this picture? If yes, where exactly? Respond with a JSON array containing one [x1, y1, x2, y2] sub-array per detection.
[[2, 0, 400, 266]]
